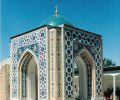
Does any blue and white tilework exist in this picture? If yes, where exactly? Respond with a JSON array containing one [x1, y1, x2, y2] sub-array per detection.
[[11, 27, 48, 99], [64, 26, 102, 98]]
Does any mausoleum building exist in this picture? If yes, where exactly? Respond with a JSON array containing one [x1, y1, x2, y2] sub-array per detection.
[[10, 9, 103, 100]]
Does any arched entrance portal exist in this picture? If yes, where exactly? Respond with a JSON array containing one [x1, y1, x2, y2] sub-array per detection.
[[73, 49, 96, 100], [19, 51, 38, 100]]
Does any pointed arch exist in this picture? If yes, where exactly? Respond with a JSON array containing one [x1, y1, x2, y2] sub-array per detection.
[[18, 48, 39, 70], [73, 48, 96, 98], [74, 48, 95, 67], [17, 48, 39, 100]]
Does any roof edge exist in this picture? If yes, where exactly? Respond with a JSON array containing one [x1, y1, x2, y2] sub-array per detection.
[[103, 66, 120, 72], [10, 24, 102, 40], [10, 25, 49, 39], [64, 24, 102, 38]]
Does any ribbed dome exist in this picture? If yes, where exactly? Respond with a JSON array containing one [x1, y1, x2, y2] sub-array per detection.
[[41, 15, 73, 27]]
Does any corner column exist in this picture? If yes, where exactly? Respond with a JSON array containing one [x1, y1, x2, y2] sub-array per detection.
[[49, 28, 58, 100]]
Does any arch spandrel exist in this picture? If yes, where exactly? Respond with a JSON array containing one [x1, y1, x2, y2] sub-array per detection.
[[73, 42, 96, 60], [17, 43, 39, 62], [18, 48, 39, 69], [74, 48, 95, 66]]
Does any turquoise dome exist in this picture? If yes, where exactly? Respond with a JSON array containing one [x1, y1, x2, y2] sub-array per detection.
[[41, 15, 73, 27]]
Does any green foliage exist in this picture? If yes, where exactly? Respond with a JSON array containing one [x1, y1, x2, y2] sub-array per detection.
[[103, 58, 116, 68]]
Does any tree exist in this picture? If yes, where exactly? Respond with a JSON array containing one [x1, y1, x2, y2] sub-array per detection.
[[103, 58, 116, 68]]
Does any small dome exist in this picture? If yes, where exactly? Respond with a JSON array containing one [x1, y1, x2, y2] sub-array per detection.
[[41, 15, 73, 27]]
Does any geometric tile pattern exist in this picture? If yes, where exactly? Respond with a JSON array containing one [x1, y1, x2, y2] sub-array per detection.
[[64, 26, 102, 98], [39, 29, 48, 98], [17, 43, 39, 61], [73, 42, 96, 59], [50, 30, 55, 97], [64, 29, 74, 98], [10, 27, 48, 98], [57, 30, 62, 97]]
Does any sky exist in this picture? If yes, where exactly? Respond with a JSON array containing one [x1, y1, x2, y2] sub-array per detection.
[[1, 0, 120, 65]]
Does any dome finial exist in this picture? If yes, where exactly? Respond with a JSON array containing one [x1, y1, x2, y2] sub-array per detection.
[[55, 5, 58, 16]]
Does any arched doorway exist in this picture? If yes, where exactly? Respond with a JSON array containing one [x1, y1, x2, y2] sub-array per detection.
[[73, 49, 96, 100], [19, 51, 38, 100], [74, 57, 88, 99]]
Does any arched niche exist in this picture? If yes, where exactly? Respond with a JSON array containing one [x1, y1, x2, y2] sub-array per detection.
[[18, 49, 39, 100], [73, 48, 96, 99]]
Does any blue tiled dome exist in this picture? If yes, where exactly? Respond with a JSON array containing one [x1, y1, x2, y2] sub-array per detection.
[[41, 15, 73, 27]]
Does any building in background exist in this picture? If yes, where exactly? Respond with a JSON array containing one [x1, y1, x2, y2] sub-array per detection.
[[0, 58, 10, 100], [103, 66, 120, 100]]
